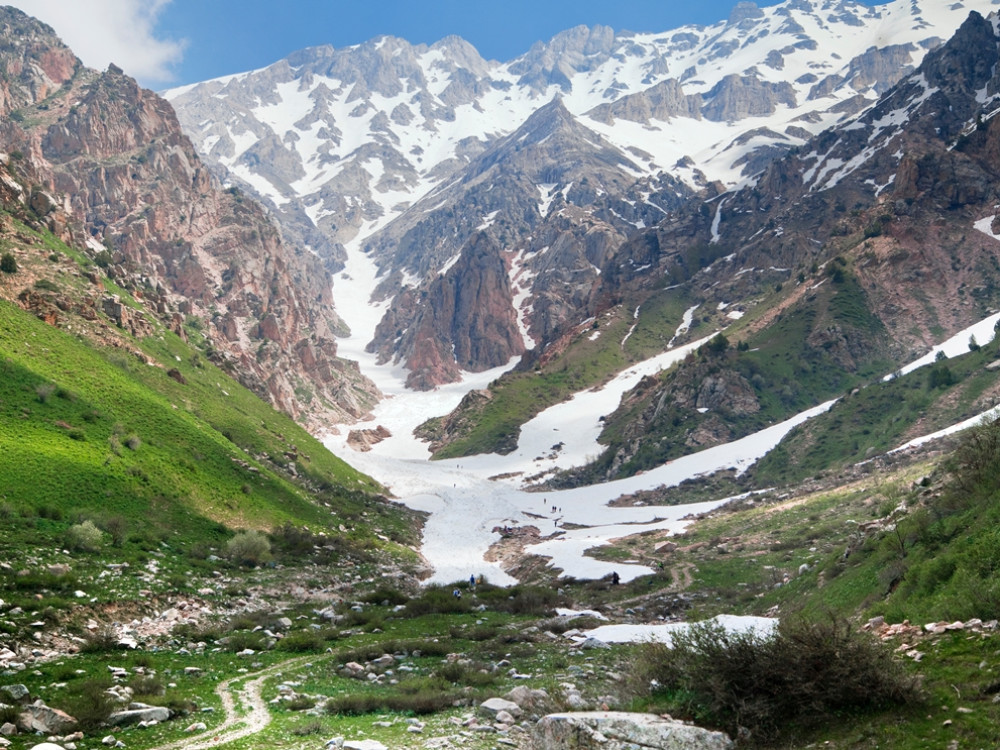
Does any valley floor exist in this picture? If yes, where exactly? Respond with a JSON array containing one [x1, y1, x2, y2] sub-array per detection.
[[322, 243, 1000, 586]]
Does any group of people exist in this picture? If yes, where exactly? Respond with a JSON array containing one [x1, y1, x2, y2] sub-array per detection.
[[452, 573, 485, 598]]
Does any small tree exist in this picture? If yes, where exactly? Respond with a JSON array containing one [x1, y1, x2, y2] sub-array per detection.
[[67, 520, 104, 552], [0, 252, 16, 274], [226, 530, 272, 567]]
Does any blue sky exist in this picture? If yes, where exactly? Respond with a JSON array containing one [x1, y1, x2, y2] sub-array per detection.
[[11, 0, 882, 88]]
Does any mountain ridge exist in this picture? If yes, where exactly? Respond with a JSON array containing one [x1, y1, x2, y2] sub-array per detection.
[[167, 0, 995, 392]]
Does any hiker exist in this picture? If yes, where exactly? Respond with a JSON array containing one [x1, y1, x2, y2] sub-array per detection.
[[611, 571, 620, 585], [453, 588, 462, 598], [469, 574, 476, 587]]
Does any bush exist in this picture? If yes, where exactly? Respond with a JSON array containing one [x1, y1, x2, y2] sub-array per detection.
[[285, 695, 316, 711], [947, 415, 1000, 495], [222, 631, 267, 652], [226, 530, 271, 567], [67, 520, 104, 552], [35, 383, 56, 403], [78, 626, 122, 654], [277, 631, 327, 652], [62, 678, 117, 730], [403, 585, 472, 616], [0, 252, 16, 274], [128, 674, 165, 698], [633, 617, 919, 745], [324, 688, 457, 716]]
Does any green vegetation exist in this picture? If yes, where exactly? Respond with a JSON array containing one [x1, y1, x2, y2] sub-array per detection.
[[632, 618, 918, 747], [0, 296, 416, 593], [754, 335, 1000, 486], [424, 287, 703, 458]]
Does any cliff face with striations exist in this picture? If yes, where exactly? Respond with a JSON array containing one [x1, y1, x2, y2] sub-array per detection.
[[0, 7, 378, 430]]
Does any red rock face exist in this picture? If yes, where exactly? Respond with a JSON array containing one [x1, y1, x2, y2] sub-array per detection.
[[0, 8, 379, 429], [371, 233, 524, 390]]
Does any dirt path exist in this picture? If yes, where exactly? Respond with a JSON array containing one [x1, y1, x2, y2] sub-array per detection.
[[151, 655, 315, 750]]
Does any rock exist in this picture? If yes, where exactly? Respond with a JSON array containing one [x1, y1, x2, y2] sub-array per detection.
[[0, 723, 14, 737], [100, 736, 115, 746], [106, 706, 171, 727], [479, 697, 522, 719], [532, 712, 733, 750], [17, 703, 78, 735], [504, 686, 552, 716], [276, 617, 292, 629], [185, 722, 207, 732], [495, 710, 517, 725], [578, 637, 611, 650], [0, 685, 29, 704]]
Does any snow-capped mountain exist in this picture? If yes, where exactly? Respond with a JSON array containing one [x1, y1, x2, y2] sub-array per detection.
[[166, 0, 998, 393]]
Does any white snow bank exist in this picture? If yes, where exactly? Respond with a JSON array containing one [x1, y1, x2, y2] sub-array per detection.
[[883, 312, 1000, 381], [581, 615, 777, 644]]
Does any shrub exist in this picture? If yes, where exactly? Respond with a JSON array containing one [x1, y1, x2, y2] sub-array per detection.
[[35, 383, 56, 403], [285, 695, 316, 711], [360, 586, 411, 606], [632, 617, 919, 745], [277, 631, 326, 652], [947, 415, 1000, 495], [324, 689, 457, 716], [0, 252, 16, 274], [128, 674, 165, 698], [102, 515, 128, 547], [62, 678, 117, 730], [403, 585, 472, 616], [67, 520, 104, 552], [291, 718, 324, 735], [78, 626, 122, 654], [226, 530, 271, 567], [222, 631, 267, 652]]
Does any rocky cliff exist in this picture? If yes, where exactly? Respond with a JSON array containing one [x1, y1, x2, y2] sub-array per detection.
[[559, 10, 1000, 481], [0, 7, 378, 430], [167, 0, 987, 394]]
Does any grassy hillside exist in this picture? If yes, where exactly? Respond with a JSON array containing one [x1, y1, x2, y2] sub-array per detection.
[[0, 269, 419, 593], [419, 285, 705, 458]]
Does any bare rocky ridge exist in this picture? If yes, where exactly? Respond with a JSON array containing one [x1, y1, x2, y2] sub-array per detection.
[[0, 7, 378, 430]]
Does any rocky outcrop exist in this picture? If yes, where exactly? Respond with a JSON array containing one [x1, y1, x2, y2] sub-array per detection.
[[0, 11, 78, 118], [702, 73, 797, 122], [17, 702, 77, 735], [531, 712, 733, 750], [0, 6, 378, 429], [371, 233, 524, 390], [106, 705, 172, 727], [588, 79, 702, 124]]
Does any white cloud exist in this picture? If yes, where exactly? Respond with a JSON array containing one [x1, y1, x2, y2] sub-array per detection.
[[9, 0, 185, 85]]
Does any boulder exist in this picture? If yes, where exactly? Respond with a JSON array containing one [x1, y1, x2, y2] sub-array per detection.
[[480, 697, 522, 719], [0, 685, 28, 704], [107, 706, 172, 726], [532, 712, 733, 750], [17, 703, 78, 735], [504, 686, 552, 716]]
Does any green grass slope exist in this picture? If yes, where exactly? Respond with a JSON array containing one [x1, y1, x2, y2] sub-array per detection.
[[0, 296, 417, 576]]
